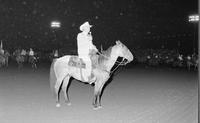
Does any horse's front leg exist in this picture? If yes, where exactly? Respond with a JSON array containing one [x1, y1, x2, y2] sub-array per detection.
[[18, 62, 22, 69], [5, 57, 8, 67], [35, 62, 37, 69], [93, 94, 98, 109], [93, 83, 99, 109], [6, 60, 8, 67], [55, 78, 63, 107], [93, 81, 104, 110], [97, 83, 106, 108], [32, 63, 37, 69]]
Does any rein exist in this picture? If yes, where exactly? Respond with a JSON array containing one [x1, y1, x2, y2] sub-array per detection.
[[97, 51, 128, 75], [110, 58, 127, 75]]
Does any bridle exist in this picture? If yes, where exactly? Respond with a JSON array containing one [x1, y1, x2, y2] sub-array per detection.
[[97, 51, 129, 75], [110, 57, 128, 75]]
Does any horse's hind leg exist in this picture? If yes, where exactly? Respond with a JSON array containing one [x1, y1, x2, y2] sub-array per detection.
[[5, 59, 8, 67], [55, 78, 64, 107], [32, 62, 37, 69], [187, 63, 190, 71], [18, 63, 21, 69], [62, 75, 71, 106], [34, 63, 37, 69]]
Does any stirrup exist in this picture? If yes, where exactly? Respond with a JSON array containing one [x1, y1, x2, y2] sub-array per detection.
[[88, 74, 96, 84], [88, 77, 96, 84]]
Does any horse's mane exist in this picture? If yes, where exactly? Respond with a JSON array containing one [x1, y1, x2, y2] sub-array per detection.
[[98, 46, 113, 65], [102, 46, 112, 57]]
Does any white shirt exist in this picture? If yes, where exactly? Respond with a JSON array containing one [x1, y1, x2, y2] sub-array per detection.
[[77, 32, 93, 57], [29, 50, 34, 56], [178, 55, 183, 61], [21, 49, 26, 55], [0, 49, 4, 54], [187, 56, 191, 60], [54, 51, 58, 57]]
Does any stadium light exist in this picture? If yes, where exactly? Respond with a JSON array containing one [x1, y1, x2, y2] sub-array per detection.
[[50, 21, 61, 46], [188, 14, 199, 22], [51, 21, 61, 28], [188, 14, 198, 53]]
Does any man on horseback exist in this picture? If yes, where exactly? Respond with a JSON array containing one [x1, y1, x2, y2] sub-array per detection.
[[0, 42, 5, 67], [77, 21, 98, 82], [54, 49, 59, 58], [0, 41, 4, 55], [0, 48, 4, 55], [29, 48, 34, 57], [21, 49, 26, 56], [28, 48, 34, 62], [28, 48, 37, 68]]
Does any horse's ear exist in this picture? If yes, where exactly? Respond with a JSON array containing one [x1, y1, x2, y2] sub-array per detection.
[[101, 45, 103, 52], [116, 40, 122, 45], [116, 40, 120, 45]]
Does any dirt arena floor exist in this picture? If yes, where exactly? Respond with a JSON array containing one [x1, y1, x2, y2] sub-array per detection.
[[0, 63, 198, 123]]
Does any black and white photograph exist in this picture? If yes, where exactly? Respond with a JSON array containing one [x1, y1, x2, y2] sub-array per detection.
[[0, 0, 198, 123]]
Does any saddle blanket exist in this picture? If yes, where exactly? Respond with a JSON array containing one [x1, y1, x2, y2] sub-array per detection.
[[68, 56, 86, 68]]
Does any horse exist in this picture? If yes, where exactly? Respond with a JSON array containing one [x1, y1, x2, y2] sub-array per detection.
[[16, 55, 25, 69], [0, 55, 6, 67], [0, 50, 10, 68], [28, 56, 38, 69], [187, 55, 198, 70], [192, 55, 198, 70], [4, 50, 10, 67], [13, 49, 25, 69], [49, 51, 59, 62], [50, 40, 133, 109]]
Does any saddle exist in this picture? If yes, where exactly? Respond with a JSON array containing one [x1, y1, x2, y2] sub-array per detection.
[[68, 56, 86, 68], [68, 55, 99, 68]]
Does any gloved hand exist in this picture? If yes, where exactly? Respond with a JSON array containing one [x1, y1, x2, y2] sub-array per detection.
[[93, 45, 98, 52]]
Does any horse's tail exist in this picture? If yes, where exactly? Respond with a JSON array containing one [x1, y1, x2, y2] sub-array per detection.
[[50, 59, 57, 96]]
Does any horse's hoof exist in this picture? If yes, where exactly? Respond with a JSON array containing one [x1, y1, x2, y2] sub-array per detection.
[[93, 107, 99, 110], [93, 106, 102, 110], [98, 106, 102, 109], [67, 102, 71, 106], [56, 103, 61, 107]]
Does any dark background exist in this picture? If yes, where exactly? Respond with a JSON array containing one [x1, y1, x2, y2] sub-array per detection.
[[0, 0, 198, 54], [0, 1, 198, 122]]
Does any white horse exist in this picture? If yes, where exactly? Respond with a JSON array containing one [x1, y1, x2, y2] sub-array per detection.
[[50, 40, 133, 109], [0, 51, 10, 68], [4, 50, 10, 67], [28, 56, 38, 69], [0, 55, 6, 67]]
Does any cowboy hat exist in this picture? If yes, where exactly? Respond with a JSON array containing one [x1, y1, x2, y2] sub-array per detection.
[[79, 21, 92, 31]]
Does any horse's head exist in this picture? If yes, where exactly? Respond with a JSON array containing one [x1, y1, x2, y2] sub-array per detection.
[[114, 40, 134, 63]]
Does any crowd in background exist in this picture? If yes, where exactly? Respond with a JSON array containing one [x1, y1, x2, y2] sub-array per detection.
[[133, 48, 198, 70], [0, 44, 198, 71]]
